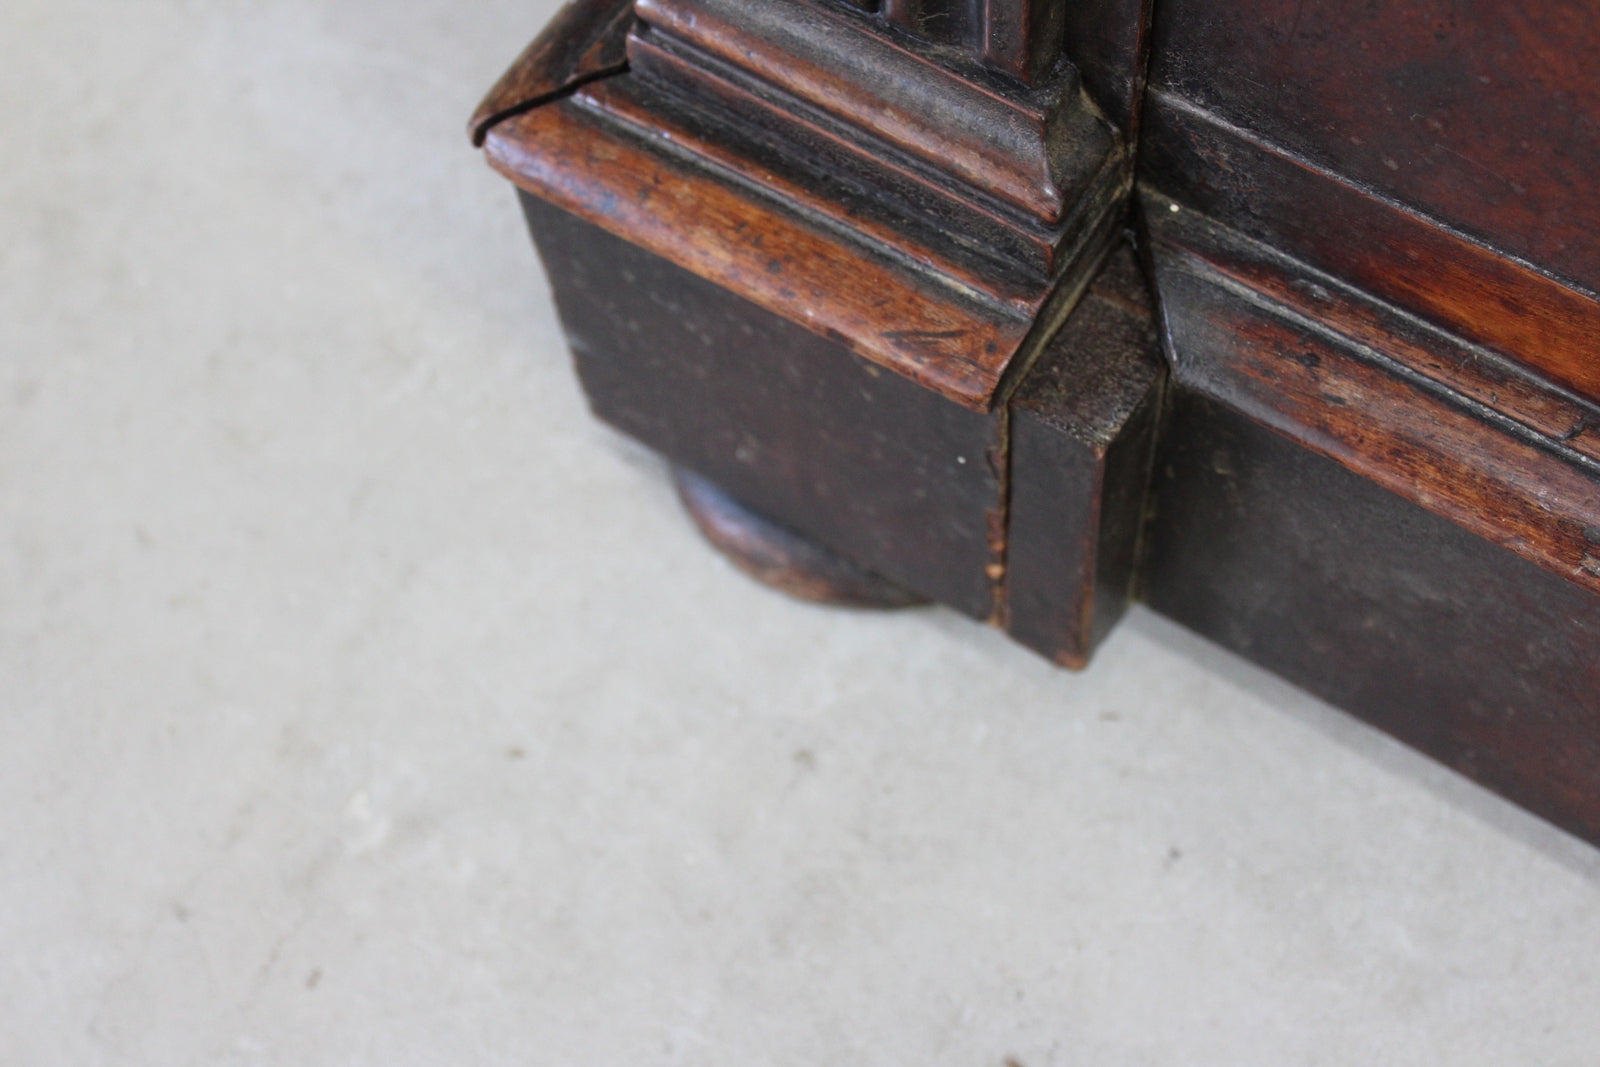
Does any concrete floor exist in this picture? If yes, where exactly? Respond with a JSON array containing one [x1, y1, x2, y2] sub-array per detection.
[[3, 1, 1598, 1063]]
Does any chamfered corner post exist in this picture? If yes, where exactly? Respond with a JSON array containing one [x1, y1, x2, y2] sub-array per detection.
[[1004, 243, 1165, 668]]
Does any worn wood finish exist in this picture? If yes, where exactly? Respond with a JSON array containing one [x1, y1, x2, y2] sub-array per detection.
[[473, 0, 1131, 410], [1147, 196, 1600, 475], [467, 0, 632, 147], [486, 94, 1033, 410], [980, 0, 1065, 86], [1146, 197, 1600, 598], [1061, 0, 1152, 139], [1125, 0, 1600, 846], [1139, 99, 1600, 407], [1144, 388, 1600, 845], [1141, 0, 1600, 405], [524, 191, 1008, 618], [631, 0, 1116, 235], [617, 33, 1121, 285], [1005, 242, 1165, 667], [478, 25, 1128, 412], [1146, 0, 1600, 299], [577, 76, 1056, 305], [832, 0, 1064, 86], [674, 468, 930, 609]]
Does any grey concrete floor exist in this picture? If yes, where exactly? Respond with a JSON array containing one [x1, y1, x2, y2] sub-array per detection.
[[3, 2, 1598, 1063]]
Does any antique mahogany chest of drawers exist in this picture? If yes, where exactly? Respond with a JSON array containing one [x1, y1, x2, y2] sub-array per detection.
[[473, 0, 1600, 845]]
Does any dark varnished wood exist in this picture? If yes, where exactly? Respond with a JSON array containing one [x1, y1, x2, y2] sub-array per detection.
[[981, 0, 1063, 86], [1141, 0, 1600, 405], [1144, 389, 1600, 845], [632, 0, 1117, 234], [521, 186, 1170, 643], [524, 191, 1008, 618], [675, 468, 930, 609], [1147, 197, 1600, 476], [1146, 197, 1600, 598], [486, 95, 1031, 409], [478, 5, 1126, 412], [1005, 242, 1165, 667], [1146, 0, 1600, 300], [1139, 98, 1600, 407], [615, 32, 1119, 285], [1061, 0, 1152, 138], [1123, 0, 1600, 845], [577, 76, 1051, 307], [858, 0, 1064, 86]]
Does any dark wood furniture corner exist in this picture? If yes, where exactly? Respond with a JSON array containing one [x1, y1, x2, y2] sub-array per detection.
[[473, 0, 1600, 846]]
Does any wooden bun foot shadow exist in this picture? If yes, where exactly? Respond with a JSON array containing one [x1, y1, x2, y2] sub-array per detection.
[[673, 468, 929, 610]]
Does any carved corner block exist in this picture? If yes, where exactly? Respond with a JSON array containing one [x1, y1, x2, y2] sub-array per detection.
[[471, 0, 1156, 647]]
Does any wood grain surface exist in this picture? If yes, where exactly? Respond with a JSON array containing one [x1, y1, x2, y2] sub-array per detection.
[[1145, 389, 1600, 845], [487, 96, 1033, 409], [1005, 243, 1165, 667], [525, 192, 1008, 618], [1147, 200, 1600, 600]]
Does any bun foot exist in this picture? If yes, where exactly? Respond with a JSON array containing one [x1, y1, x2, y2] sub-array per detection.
[[672, 468, 929, 609]]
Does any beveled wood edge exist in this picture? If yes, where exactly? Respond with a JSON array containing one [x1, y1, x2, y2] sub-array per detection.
[[468, 0, 632, 147], [472, 3, 1137, 411], [1141, 91, 1600, 404], [1146, 190, 1600, 474], [1146, 210, 1600, 598], [485, 92, 1032, 410]]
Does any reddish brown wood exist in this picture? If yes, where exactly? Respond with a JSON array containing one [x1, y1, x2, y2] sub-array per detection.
[[1141, 0, 1600, 405], [577, 77, 1045, 308], [1149, 196, 1600, 474], [485, 97, 1030, 409], [1147, 204, 1600, 600], [613, 35, 1117, 285], [475, 0, 1600, 848], [1147, 0, 1600, 298], [1124, 0, 1600, 847], [882, 0, 970, 43], [475, 5, 1128, 412], [1061, 0, 1151, 137], [467, 0, 632, 147], [840, 0, 1064, 86], [1139, 99, 1600, 407], [631, 0, 1113, 229], [981, 0, 1064, 86]]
